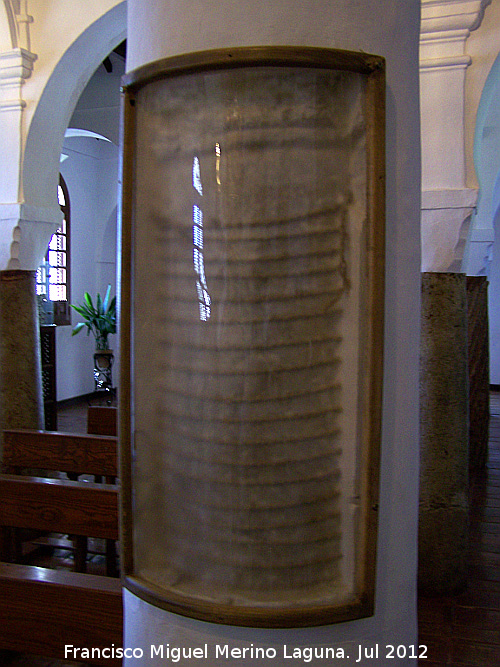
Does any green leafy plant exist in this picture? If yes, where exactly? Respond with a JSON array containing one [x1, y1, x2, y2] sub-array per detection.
[[71, 285, 116, 350]]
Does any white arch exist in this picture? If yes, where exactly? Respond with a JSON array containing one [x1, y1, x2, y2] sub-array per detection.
[[22, 2, 126, 220], [467, 47, 500, 382], [473, 51, 500, 197], [464, 48, 500, 276]]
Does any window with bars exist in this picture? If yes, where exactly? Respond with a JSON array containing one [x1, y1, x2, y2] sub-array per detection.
[[36, 175, 71, 325]]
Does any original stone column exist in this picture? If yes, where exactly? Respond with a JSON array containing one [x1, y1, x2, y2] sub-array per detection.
[[419, 272, 469, 595], [467, 275, 490, 478], [0, 270, 43, 454]]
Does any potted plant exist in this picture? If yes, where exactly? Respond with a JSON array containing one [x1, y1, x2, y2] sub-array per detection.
[[71, 285, 117, 392]]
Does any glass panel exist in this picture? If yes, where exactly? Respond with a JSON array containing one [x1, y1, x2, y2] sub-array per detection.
[[36, 265, 47, 296], [50, 266, 65, 283], [132, 64, 370, 612], [49, 284, 66, 301], [36, 176, 70, 325]]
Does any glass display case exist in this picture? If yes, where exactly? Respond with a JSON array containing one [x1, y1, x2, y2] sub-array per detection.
[[119, 46, 385, 626]]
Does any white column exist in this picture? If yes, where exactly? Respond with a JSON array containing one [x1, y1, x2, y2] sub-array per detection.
[[124, 1, 422, 664], [0, 202, 61, 271], [0, 2, 47, 272], [420, 0, 491, 272], [0, 48, 35, 201]]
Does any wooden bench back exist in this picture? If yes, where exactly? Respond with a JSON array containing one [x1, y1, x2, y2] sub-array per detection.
[[0, 563, 123, 665], [0, 474, 119, 540], [0, 436, 123, 664], [87, 405, 117, 436], [2, 429, 118, 477]]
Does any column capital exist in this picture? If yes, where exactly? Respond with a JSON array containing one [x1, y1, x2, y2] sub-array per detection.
[[0, 48, 36, 82], [420, 0, 492, 67], [0, 0, 37, 111], [0, 203, 61, 271], [0, 47, 37, 111]]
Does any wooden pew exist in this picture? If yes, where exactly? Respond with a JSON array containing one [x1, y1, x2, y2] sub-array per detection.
[[0, 474, 119, 543], [2, 429, 118, 575], [0, 563, 122, 666], [86, 409, 119, 574], [2, 428, 118, 478], [0, 474, 122, 665], [87, 405, 117, 437]]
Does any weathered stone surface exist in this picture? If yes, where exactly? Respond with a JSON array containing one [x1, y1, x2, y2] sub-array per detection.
[[418, 507, 469, 596], [0, 271, 44, 455], [467, 275, 489, 478], [419, 272, 469, 594]]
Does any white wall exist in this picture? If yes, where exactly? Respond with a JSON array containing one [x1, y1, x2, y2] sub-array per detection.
[[418, 0, 495, 274], [419, 0, 500, 381], [57, 137, 119, 400], [466, 3, 500, 381], [22, 0, 125, 211], [465, 0, 500, 191], [124, 0, 421, 664], [69, 50, 124, 146], [0, 2, 126, 272], [55, 52, 123, 401], [0, 1, 126, 279]]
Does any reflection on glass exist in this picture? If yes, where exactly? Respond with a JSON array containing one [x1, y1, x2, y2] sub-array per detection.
[[192, 156, 203, 196], [215, 142, 221, 186], [133, 65, 367, 610], [192, 157, 211, 321]]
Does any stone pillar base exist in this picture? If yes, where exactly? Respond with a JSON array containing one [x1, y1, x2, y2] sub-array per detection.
[[0, 271, 43, 453], [467, 275, 489, 478], [419, 272, 469, 595]]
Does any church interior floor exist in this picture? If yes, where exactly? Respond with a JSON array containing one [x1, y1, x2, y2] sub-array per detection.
[[418, 391, 500, 666], [3, 394, 500, 666]]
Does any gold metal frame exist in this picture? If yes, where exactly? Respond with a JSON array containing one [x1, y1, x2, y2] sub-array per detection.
[[118, 46, 385, 627]]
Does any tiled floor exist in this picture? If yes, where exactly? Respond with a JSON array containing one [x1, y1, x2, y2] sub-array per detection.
[[418, 392, 500, 666], [5, 395, 500, 666]]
